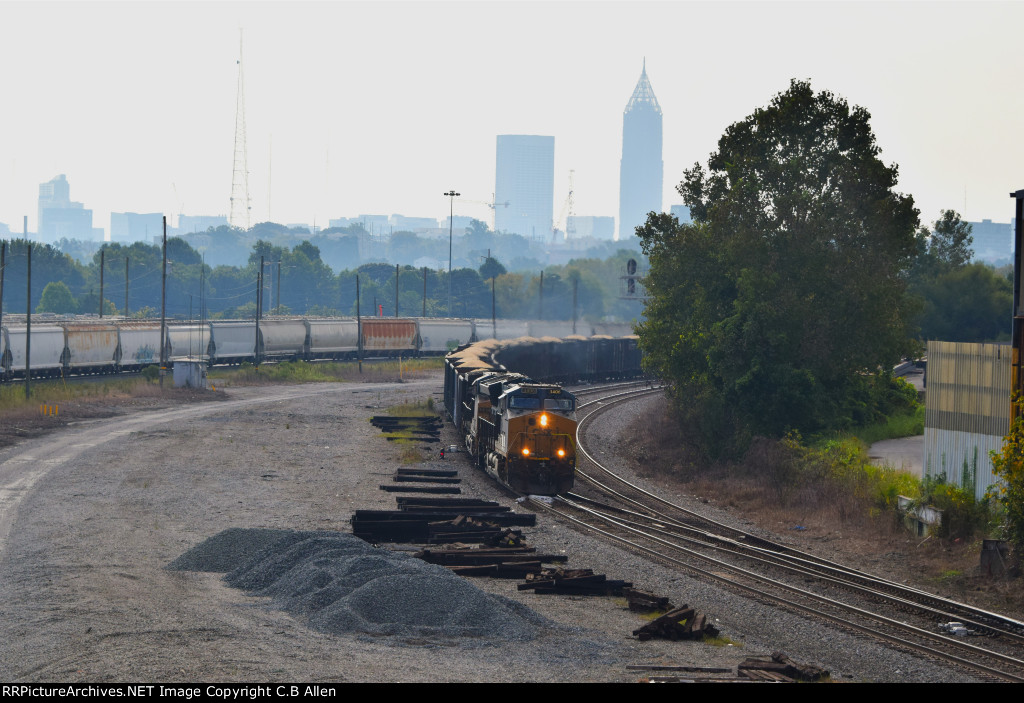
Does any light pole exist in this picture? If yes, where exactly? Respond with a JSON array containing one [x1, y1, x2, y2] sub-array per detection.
[[444, 190, 459, 317]]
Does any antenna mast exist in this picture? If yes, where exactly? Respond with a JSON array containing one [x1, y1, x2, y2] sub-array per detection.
[[229, 30, 251, 230]]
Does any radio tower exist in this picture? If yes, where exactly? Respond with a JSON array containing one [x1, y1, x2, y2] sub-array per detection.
[[229, 30, 251, 230]]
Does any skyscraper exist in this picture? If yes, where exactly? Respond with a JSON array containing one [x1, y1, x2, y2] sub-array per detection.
[[494, 135, 554, 239], [38, 174, 98, 241], [618, 61, 663, 240]]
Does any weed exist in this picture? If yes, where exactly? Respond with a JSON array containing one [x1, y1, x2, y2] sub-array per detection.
[[208, 358, 443, 387], [703, 635, 741, 647]]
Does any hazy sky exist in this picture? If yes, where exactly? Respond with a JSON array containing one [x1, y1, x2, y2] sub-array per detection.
[[1, 0, 1022, 236]]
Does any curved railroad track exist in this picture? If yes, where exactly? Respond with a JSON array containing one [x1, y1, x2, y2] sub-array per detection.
[[532, 384, 1024, 682]]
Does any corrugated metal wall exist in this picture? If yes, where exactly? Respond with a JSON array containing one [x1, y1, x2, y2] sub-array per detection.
[[924, 341, 1011, 499]]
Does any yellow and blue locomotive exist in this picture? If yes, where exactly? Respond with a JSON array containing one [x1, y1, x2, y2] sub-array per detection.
[[469, 374, 577, 495], [445, 343, 578, 495]]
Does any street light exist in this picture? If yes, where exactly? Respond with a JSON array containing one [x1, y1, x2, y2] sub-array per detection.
[[444, 190, 460, 317]]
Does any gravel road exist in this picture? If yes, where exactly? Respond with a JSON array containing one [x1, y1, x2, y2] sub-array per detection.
[[0, 375, 982, 682]]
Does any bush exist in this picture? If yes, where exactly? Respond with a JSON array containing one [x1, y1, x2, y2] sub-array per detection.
[[916, 474, 989, 540], [140, 365, 160, 383]]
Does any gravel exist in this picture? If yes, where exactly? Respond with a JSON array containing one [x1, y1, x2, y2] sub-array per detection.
[[0, 376, 990, 681], [172, 528, 547, 643]]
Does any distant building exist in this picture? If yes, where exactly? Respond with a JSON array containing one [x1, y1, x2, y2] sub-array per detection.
[[573, 216, 616, 240], [968, 219, 1013, 264], [110, 212, 163, 243], [38, 174, 99, 241], [356, 214, 390, 235], [619, 61, 663, 240], [442, 215, 476, 231], [391, 215, 439, 231], [177, 214, 228, 235], [494, 135, 555, 239], [670, 205, 692, 225]]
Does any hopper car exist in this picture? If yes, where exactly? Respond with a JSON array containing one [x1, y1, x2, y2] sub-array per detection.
[[0, 316, 636, 381]]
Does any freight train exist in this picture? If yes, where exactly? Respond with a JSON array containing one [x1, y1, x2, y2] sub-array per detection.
[[444, 335, 643, 495], [0, 316, 635, 380]]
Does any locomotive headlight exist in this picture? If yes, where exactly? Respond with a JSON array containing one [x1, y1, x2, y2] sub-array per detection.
[[522, 448, 530, 456], [557, 449, 565, 457], [540, 414, 548, 427]]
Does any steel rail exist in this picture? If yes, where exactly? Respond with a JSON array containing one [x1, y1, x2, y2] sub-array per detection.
[[558, 492, 1024, 645], [529, 495, 1024, 683], [573, 388, 1024, 636]]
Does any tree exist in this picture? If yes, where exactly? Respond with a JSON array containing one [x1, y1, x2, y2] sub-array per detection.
[[479, 256, 506, 280], [36, 281, 78, 314], [990, 409, 1024, 552], [913, 263, 1011, 342], [911, 210, 973, 279], [638, 80, 920, 455], [929, 210, 973, 269]]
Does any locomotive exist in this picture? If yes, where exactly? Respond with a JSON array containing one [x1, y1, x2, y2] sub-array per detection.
[[444, 335, 641, 495]]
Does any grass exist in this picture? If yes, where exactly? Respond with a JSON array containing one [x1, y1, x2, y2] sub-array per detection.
[[207, 357, 443, 386], [849, 405, 925, 446], [379, 398, 439, 465], [703, 635, 742, 647], [0, 375, 164, 412]]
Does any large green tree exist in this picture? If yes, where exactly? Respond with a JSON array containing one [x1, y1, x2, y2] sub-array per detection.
[[638, 80, 919, 455]]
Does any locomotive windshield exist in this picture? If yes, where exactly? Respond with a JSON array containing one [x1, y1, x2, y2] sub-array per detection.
[[508, 396, 541, 410], [543, 398, 574, 411]]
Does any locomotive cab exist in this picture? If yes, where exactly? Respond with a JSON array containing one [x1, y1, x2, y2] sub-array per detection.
[[489, 383, 577, 495]]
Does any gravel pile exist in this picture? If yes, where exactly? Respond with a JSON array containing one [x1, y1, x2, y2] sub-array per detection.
[[172, 528, 547, 643]]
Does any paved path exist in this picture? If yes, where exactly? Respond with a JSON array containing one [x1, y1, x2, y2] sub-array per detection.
[[868, 435, 924, 478]]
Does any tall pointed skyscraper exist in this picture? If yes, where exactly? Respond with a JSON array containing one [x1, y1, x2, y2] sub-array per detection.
[[618, 60, 663, 240]]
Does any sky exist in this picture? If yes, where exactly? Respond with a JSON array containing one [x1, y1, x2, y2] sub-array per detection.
[[1, 0, 1022, 237]]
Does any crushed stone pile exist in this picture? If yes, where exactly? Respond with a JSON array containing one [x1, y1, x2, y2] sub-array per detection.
[[170, 528, 546, 642]]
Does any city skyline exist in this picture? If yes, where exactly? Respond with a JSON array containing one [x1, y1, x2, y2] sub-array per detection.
[[1, 1, 1022, 237]]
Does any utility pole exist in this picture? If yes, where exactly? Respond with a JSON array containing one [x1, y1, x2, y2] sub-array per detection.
[[124, 257, 129, 317], [444, 190, 460, 317], [255, 255, 263, 365], [356, 274, 362, 374], [25, 242, 30, 399], [99, 249, 105, 318], [160, 217, 167, 387], [422, 267, 427, 318], [0, 242, 5, 341], [492, 275, 496, 339], [395, 264, 399, 318], [538, 271, 544, 321], [572, 277, 578, 335], [276, 260, 281, 313]]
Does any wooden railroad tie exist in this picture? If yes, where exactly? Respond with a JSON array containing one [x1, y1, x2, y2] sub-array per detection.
[[379, 485, 461, 494], [632, 605, 720, 641], [392, 475, 462, 484], [518, 567, 633, 596], [623, 587, 674, 613], [737, 652, 828, 683]]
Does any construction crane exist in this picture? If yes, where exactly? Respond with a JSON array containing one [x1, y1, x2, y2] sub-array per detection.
[[553, 170, 576, 241], [460, 194, 510, 230]]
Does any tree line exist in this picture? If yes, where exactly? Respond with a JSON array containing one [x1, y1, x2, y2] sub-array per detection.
[[0, 237, 645, 324]]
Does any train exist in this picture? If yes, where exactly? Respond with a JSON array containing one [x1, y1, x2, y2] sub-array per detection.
[[0, 316, 636, 381], [444, 335, 643, 495]]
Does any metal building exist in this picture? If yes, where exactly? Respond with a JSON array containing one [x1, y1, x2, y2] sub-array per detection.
[[924, 340, 1011, 499]]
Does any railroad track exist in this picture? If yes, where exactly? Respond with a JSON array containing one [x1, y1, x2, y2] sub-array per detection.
[[528, 384, 1024, 682]]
